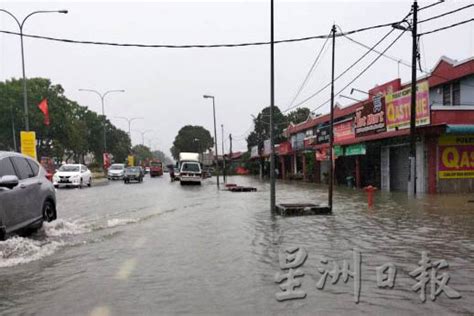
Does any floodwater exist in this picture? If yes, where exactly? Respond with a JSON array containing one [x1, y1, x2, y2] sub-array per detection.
[[0, 175, 473, 315]]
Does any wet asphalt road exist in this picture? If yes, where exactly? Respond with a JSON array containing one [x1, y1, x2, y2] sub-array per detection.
[[0, 174, 473, 315]]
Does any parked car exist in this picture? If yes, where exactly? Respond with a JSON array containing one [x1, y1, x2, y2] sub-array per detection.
[[53, 164, 92, 188], [107, 163, 125, 180], [0, 151, 57, 240], [179, 161, 202, 185], [123, 166, 144, 184]]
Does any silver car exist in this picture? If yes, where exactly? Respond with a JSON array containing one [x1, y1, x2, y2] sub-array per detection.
[[0, 151, 57, 240]]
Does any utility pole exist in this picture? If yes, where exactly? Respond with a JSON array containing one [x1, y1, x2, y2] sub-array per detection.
[[408, 0, 418, 196], [229, 134, 233, 160], [269, 0, 276, 212], [10, 104, 17, 151], [328, 24, 336, 211], [203, 95, 220, 189], [221, 124, 226, 183]]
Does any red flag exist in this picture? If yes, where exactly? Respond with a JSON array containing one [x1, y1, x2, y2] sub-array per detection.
[[38, 99, 50, 126]]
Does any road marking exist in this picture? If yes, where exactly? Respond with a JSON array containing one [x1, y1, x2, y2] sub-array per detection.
[[90, 306, 111, 316], [115, 258, 137, 280], [133, 236, 147, 249]]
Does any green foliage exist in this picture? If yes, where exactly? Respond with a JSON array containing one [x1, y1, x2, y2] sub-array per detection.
[[132, 144, 153, 165], [0, 78, 131, 164], [246, 106, 287, 151], [287, 107, 310, 125], [152, 150, 173, 165], [170, 125, 213, 160], [245, 106, 311, 151]]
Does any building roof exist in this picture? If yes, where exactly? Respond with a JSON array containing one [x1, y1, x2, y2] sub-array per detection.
[[284, 55, 474, 136]]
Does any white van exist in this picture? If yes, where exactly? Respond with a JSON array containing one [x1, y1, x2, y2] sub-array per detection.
[[179, 161, 202, 185]]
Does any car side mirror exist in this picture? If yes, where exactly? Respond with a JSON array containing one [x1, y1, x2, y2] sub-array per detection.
[[0, 175, 20, 189]]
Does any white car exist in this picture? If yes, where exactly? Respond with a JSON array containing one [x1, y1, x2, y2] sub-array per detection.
[[107, 163, 125, 180], [53, 164, 92, 188], [179, 161, 202, 185]]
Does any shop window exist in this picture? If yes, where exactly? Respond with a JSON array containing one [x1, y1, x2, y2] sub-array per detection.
[[442, 81, 461, 106], [452, 81, 460, 105], [442, 84, 451, 105]]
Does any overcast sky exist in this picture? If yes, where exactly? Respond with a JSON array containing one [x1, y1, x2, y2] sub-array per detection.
[[1, 0, 473, 157]]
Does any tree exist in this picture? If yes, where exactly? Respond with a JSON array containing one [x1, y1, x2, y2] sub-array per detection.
[[246, 106, 287, 150], [132, 144, 153, 165], [171, 125, 213, 160], [152, 150, 173, 165], [0, 77, 131, 164], [286, 107, 310, 125]]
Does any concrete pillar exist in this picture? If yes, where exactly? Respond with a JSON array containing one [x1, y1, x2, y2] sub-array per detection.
[[427, 138, 437, 194], [314, 159, 321, 183], [280, 156, 286, 180], [293, 152, 297, 175], [302, 154, 307, 181], [355, 156, 361, 188]]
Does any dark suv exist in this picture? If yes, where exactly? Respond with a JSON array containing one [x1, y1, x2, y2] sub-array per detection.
[[0, 151, 57, 240]]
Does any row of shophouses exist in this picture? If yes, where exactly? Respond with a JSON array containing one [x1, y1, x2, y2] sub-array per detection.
[[250, 56, 474, 194]]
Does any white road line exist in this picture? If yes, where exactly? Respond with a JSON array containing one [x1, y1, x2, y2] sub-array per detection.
[[89, 305, 111, 316], [115, 258, 137, 280]]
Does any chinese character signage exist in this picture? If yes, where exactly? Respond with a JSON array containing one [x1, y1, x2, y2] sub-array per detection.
[[275, 247, 461, 304], [334, 120, 355, 143], [438, 135, 474, 179], [355, 97, 386, 136], [127, 155, 134, 166], [263, 139, 271, 156], [20, 131, 37, 160], [385, 81, 430, 132]]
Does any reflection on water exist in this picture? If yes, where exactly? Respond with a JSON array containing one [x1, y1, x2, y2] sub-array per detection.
[[0, 176, 473, 315]]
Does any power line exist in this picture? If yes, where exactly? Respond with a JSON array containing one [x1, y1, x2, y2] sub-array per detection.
[[418, 1, 446, 12], [342, 32, 474, 89], [284, 26, 398, 112], [0, 19, 408, 49], [310, 29, 407, 113], [285, 29, 332, 112], [419, 18, 474, 36], [418, 4, 474, 24]]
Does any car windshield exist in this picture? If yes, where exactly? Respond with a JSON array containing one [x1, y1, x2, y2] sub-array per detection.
[[58, 165, 80, 172], [181, 163, 200, 172], [110, 165, 123, 170], [126, 167, 140, 173], [150, 162, 162, 167]]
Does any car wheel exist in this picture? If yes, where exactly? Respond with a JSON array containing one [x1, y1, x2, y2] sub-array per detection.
[[79, 178, 83, 189], [88, 178, 92, 187], [43, 200, 56, 222]]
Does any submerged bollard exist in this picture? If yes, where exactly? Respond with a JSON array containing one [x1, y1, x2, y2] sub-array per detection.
[[363, 185, 377, 208]]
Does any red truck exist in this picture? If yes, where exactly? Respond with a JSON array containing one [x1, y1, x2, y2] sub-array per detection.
[[149, 160, 163, 177]]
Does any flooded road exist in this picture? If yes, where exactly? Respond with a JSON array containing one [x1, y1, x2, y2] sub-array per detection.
[[0, 175, 473, 315]]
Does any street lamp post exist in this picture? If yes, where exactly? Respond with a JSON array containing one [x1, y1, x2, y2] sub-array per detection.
[[133, 129, 153, 146], [0, 9, 68, 131], [115, 116, 143, 139], [78, 89, 124, 153], [203, 95, 220, 189], [221, 124, 226, 183]]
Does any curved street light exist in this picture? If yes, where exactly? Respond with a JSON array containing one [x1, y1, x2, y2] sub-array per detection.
[[132, 129, 153, 146], [114, 116, 143, 139], [0, 9, 68, 131], [78, 89, 125, 152]]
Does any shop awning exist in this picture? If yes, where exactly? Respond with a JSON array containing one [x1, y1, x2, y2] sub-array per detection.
[[446, 124, 474, 134]]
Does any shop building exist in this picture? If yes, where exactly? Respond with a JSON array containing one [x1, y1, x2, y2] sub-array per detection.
[[280, 56, 474, 194]]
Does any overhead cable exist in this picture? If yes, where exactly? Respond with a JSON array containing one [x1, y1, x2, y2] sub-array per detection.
[[419, 18, 474, 36], [310, 30, 407, 113], [418, 4, 474, 24], [0, 19, 407, 49], [285, 30, 332, 112]]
